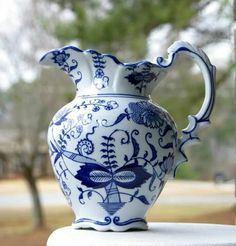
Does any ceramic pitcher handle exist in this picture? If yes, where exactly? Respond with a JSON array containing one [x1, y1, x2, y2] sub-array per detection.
[[156, 41, 216, 173]]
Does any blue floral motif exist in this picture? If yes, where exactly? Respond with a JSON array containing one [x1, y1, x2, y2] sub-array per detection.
[[91, 51, 109, 89], [128, 101, 164, 129], [102, 101, 171, 130], [52, 50, 70, 66], [74, 99, 119, 112], [50, 49, 82, 86], [77, 113, 92, 125], [95, 68, 104, 78], [125, 63, 160, 93]]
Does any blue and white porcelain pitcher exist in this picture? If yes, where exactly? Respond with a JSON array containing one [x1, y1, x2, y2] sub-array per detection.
[[40, 41, 215, 231]]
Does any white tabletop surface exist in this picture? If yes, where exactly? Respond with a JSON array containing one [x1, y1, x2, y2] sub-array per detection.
[[47, 222, 236, 246]]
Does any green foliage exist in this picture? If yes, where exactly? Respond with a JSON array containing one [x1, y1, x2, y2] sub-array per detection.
[[51, 0, 201, 60], [210, 86, 236, 145], [152, 56, 205, 131], [175, 162, 200, 180]]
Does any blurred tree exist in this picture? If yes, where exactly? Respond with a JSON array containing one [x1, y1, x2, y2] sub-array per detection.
[[7, 80, 48, 228], [0, 0, 68, 228], [49, 0, 211, 60], [3, 70, 72, 228]]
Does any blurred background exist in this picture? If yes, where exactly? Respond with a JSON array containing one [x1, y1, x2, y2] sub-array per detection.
[[0, 0, 235, 245]]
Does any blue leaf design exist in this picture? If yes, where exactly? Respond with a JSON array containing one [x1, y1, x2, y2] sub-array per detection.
[[107, 113, 128, 127], [113, 171, 136, 183], [87, 191, 92, 199], [79, 193, 83, 200], [131, 131, 140, 158], [159, 139, 173, 149], [100, 149, 108, 153], [108, 143, 115, 147], [111, 164, 119, 168], [101, 154, 108, 158], [124, 155, 129, 162], [77, 187, 83, 192], [143, 151, 148, 158], [148, 141, 157, 162], [110, 160, 117, 164], [101, 143, 108, 147], [59, 162, 63, 170], [75, 78, 82, 85], [145, 132, 157, 162], [113, 162, 151, 189], [54, 110, 71, 126], [90, 170, 112, 183], [75, 163, 112, 189], [148, 172, 157, 192], [54, 152, 62, 164], [134, 189, 139, 196], [69, 63, 78, 72], [129, 196, 134, 202], [159, 124, 172, 137], [102, 136, 114, 141], [50, 141, 58, 153], [137, 195, 149, 205]]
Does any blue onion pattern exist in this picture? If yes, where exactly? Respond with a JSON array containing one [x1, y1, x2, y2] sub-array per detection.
[[41, 41, 215, 231], [48, 100, 175, 215], [128, 101, 164, 128]]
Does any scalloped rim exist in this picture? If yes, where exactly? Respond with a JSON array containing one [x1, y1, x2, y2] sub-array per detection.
[[40, 45, 161, 68], [72, 220, 148, 232]]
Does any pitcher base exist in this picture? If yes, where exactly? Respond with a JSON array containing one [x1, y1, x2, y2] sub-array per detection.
[[72, 217, 148, 232]]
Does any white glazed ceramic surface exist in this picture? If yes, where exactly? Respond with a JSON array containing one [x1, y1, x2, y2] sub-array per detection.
[[40, 41, 216, 231]]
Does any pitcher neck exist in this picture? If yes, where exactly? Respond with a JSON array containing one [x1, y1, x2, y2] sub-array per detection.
[[74, 80, 153, 98], [39, 46, 166, 97], [75, 92, 150, 100]]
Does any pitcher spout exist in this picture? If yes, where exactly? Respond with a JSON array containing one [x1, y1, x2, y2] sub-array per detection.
[[40, 48, 70, 67], [40, 46, 86, 88]]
